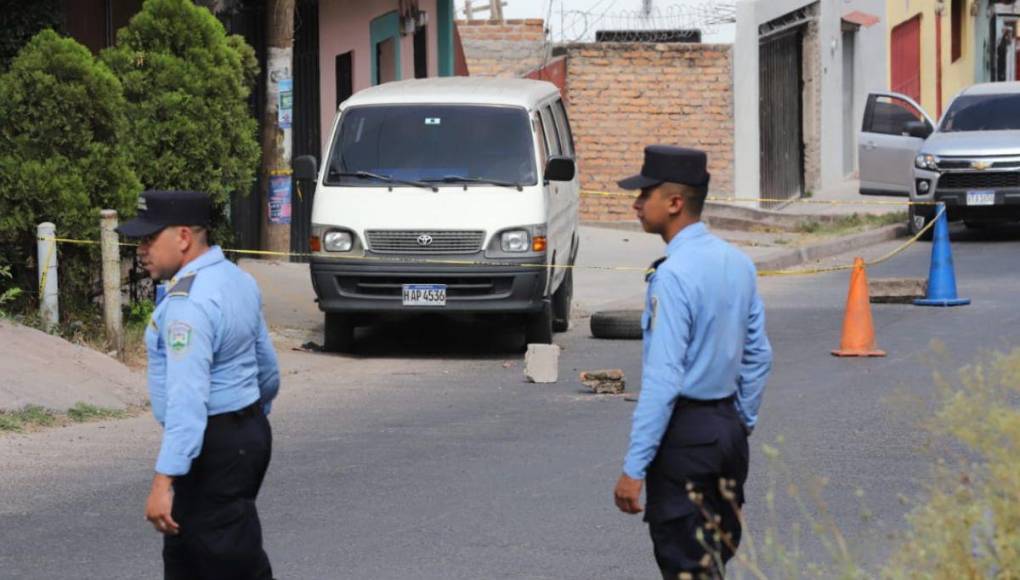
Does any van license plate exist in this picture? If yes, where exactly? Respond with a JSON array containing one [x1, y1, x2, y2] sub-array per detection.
[[402, 284, 447, 306], [966, 190, 995, 206]]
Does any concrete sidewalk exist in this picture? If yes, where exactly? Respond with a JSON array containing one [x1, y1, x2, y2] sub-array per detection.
[[725, 178, 908, 217]]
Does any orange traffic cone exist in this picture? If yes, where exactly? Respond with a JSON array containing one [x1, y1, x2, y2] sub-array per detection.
[[831, 257, 886, 357]]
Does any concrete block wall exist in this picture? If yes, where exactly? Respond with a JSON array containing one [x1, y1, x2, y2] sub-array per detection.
[[564, 43, 735, 222], [455, 19, 550, 77]]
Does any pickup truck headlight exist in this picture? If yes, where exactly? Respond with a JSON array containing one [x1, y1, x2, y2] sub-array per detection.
[[323, 231, 354, 252], [915, 154, 939, 171]]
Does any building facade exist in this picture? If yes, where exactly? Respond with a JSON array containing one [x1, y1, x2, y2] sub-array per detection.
[[886, 0, 977, 119], [734, 0, 887, 206], [318, 0, 456, 149]]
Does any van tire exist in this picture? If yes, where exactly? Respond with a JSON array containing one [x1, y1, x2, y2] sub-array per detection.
[[324, 313, 355, 353], [552, 269, 573, 332], [590, 309, 643, 340], [525, 301, 554, 345]]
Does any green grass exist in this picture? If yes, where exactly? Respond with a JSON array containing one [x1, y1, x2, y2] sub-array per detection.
[[67, 402, 127, 422], [0, 405, 57, 432], [795, 212, 907, 236], [0, 402, 129, 433]]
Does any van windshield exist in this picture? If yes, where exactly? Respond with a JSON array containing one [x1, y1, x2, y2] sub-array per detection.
[[940, 94, 1020, 132], [325, 105, 537, 187]]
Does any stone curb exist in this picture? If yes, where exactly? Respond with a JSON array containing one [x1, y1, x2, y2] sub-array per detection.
[[580, 221, 908, 274], [752, 224, 908, 271]]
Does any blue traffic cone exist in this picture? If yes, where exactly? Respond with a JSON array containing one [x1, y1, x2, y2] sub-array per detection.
[[915, 203, 970, 307]]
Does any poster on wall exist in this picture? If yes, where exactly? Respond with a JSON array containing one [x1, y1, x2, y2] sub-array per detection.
[[278, 78, 293, 129], [269, 174, 292, 225]]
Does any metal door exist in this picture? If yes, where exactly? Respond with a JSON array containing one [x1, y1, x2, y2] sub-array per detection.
[[859, 92, 934, 196], [290, 0, 321, 262], [759, 29, 804, 208], [891, 16, 921, 103], [842, 28, 856, 176]]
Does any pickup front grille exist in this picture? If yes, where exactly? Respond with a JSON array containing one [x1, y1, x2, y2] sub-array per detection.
[[365, 230, 485, 254], [937, 172, 1020, 190]]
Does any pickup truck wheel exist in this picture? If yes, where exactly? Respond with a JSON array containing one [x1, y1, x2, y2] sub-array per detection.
[[552, 269, 573, 333], [324, 313, 355, 353], [909, 205, 934, 242], [590, 309, 643, 340], [525, 301, 554, 345]]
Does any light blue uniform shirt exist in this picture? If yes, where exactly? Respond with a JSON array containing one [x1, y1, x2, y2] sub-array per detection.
[[144, 246, 280, 476], [623, 222, 772, 480]]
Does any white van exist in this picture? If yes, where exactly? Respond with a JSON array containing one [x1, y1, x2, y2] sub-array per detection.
[[294, 77, 580, 352]]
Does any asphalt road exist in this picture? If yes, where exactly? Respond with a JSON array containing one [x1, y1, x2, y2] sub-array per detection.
[[1, 223, 1018, 579]]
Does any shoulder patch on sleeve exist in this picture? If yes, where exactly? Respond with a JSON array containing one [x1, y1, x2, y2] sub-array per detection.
[[167, 321, 192, 356], [167, 273, 197, 298]]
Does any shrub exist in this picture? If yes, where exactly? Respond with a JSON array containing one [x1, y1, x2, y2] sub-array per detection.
[[0, 29, 140, 313], [883, 346, 1020, 577], [101, 0, 260, 246]]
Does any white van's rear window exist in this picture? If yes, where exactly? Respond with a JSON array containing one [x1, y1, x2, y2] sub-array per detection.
[[325, 105, 537, 187]]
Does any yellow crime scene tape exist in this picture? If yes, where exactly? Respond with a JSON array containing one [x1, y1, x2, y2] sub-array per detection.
[[40, 203, 941, 280], [579, 190, 938, 206]]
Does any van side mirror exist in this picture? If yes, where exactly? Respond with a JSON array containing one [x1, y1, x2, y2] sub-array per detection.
[[544, 156, 575, 182], [294, 155, 318, 181], [903, 120, 932, 139]]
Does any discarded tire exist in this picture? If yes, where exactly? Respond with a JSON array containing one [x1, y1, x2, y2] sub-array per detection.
[[590, 309, 643, 340]]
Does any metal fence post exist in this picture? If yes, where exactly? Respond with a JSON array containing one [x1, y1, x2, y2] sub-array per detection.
[[36, 222, 59, 331], [100, 210, 124, 357]]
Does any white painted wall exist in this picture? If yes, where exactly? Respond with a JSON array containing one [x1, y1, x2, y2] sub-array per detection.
[[734, 0, 887, 203]]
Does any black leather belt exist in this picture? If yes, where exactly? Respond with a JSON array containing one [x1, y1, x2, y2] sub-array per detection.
[[676, 394, 735, 407], [208, 401, 260, 424]]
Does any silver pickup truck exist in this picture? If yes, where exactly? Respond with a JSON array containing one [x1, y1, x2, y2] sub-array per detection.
[[859, 82, 1020, 238]]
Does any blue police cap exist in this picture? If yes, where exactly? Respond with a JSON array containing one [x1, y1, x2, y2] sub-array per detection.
[[116, 191, 212, 238], [617, 145, 711, 190]]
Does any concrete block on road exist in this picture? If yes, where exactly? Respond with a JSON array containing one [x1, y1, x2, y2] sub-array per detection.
[[870, 277, 928, 303], [525, 344, 560, 383]]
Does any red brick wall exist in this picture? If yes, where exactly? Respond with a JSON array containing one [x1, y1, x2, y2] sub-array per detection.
[[525, 56, 567, 102], [455, 19, 550, 78], [564, 43, 734, 222]]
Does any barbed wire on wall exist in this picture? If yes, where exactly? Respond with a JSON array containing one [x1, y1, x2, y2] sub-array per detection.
[[554, 2, 736, 44]]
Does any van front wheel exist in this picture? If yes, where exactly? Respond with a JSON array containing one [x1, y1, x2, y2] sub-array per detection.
[[525, 301, 554, 345], [552, 269, 573, 333], [324, 313, 355, 353]]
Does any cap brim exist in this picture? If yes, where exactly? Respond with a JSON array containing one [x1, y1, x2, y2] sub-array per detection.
[[617, 174, 663, 190], [115, 218, 165, 238]]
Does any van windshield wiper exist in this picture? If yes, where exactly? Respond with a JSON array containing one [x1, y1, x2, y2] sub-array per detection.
[[423, 175, 524, 191], [328, 170, 438, 192]]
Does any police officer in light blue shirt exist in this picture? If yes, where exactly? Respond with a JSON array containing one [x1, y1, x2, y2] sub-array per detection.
[[611, 147, 772, 578], [117, 190, 279, 580]]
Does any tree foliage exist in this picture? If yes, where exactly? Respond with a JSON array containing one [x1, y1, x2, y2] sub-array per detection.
[[101, 0, 260, 245], [0, 30, 140, 311]]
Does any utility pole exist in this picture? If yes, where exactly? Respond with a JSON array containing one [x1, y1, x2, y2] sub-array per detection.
[[260, 0, 295, 255]]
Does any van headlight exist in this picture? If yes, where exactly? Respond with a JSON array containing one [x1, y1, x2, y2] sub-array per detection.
[[323, 231, 354, 252], [501, 230, 530, 252], [915, 154, 939, 171], [487, 225, 547, 257]]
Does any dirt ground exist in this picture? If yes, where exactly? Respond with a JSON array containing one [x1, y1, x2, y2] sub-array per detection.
[[0, 320, 146, 412]]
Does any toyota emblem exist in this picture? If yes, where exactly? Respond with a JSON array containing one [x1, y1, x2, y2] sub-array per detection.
[[416, 234, 434, 247]]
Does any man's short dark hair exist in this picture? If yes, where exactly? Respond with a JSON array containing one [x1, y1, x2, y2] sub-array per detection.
[[659, 182, 708, 217], [188, 226, 209, 245]]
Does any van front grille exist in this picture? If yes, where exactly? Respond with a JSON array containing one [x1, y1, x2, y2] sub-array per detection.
[[337, 275, 514, 298], [365, 230, 485, 254]]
